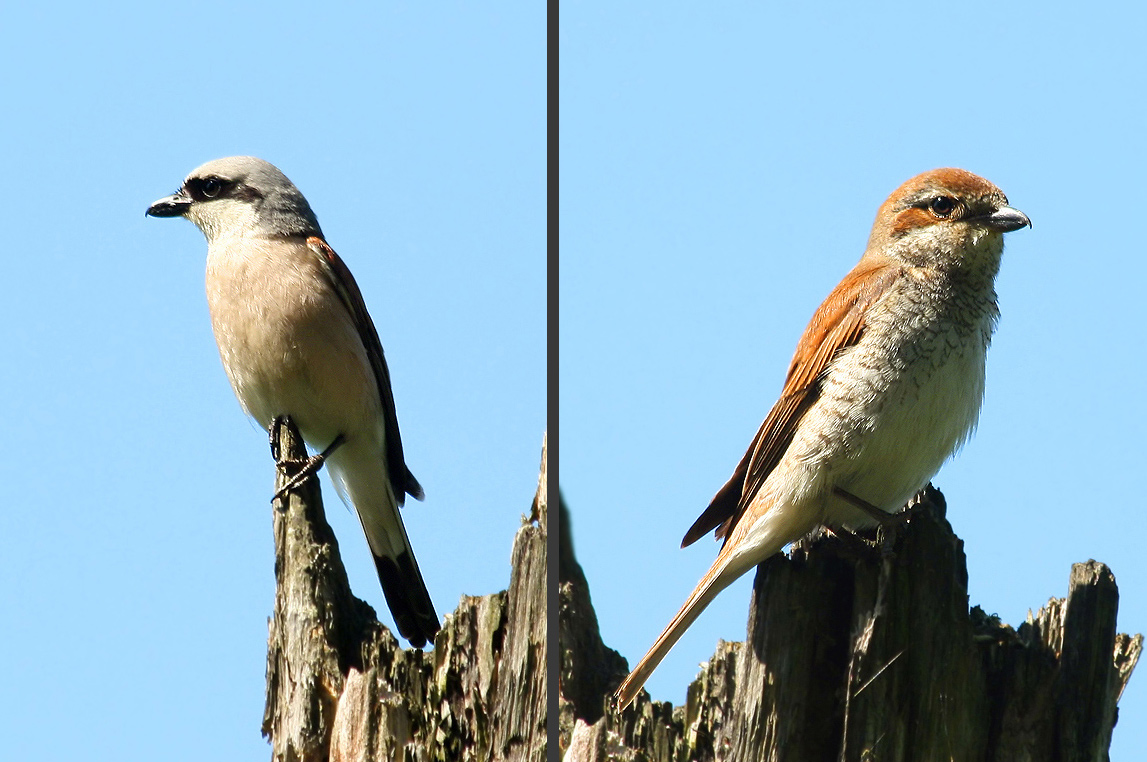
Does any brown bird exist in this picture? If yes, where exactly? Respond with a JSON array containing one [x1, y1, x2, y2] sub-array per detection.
[[614, 168, 1030, 708]]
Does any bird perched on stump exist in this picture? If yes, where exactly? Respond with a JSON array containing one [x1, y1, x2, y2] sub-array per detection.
[[614, 168, 1030, 708], [147, 156, 440, 648]]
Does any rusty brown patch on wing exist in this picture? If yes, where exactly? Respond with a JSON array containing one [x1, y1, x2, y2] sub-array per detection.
[[681, 258, 904, 547]]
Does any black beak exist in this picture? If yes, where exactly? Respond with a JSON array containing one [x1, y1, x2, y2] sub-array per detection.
[[982, 205, 1031, 232], [146, 191, 191, 218]]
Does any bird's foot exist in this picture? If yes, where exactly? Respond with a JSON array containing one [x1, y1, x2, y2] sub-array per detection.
[[270, 420, 346, 502], [820, 524, 882, 561], [832, 487, 930, 559]]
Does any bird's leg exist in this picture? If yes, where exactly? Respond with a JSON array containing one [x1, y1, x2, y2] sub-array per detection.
[[271, 424, 347, 502], [833, 486, 928, 558], [269, 415, 288, 463], [833, 486, 917, 527]]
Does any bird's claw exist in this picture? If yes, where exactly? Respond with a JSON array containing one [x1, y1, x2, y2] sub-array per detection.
[[269, 426, 346, 503]]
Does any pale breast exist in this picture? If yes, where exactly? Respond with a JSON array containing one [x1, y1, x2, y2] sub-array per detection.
[[204, 236, 380, 444], [788, 270, 997, 523]]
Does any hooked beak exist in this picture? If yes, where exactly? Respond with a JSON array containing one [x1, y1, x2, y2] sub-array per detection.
[[146, 190, 191, 218], [981, 205, 1031, 232]]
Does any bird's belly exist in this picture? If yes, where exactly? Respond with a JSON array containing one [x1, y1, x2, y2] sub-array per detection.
[[206, 256, 380, 449], [844, 362, 982, 511], [794, 323, 989, 526]]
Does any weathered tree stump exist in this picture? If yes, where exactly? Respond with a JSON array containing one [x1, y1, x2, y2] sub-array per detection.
[[264, 418, 547, 761], [559, 487, 1141, 762]]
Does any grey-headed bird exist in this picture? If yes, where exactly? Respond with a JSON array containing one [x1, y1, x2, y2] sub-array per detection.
[[147, 156, 439, 647]]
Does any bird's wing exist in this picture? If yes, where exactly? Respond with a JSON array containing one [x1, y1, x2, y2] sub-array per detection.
[[681, 260, 902, 548], [307, 236, 424, 503]]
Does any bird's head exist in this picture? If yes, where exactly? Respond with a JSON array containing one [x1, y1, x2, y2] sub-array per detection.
[[865, 168, 1030, 279], [146, 156, 323, 243]]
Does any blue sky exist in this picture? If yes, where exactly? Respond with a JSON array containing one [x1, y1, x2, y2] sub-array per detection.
[[560, 3, 1146, 757], [0, 4, 544, 760]]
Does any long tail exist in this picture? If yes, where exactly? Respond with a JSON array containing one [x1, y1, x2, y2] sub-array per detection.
[[328, 442, 440, 647], [371, 545, 440, 648], [614, 541, 765, 709], [615, 494, 809, 709]]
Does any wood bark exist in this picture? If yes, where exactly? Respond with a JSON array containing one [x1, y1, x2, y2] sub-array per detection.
[[559, 486, 1141, 762], [263, 418, 547, 762]]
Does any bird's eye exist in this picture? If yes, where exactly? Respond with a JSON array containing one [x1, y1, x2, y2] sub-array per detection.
[[929, 196, 956, 218], [201, 178, 223, 198]]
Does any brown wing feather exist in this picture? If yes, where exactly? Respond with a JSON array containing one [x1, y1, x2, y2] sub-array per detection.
[[307, 236, 424, 503], [681, 259, 902, 548]]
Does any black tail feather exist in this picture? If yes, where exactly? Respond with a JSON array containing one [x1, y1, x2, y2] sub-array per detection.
[[374, 552, 440, 648]]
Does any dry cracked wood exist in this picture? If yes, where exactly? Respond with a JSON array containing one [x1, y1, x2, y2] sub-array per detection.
[[560, 487, 1141, 762], [264, 419, 547, 762]]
